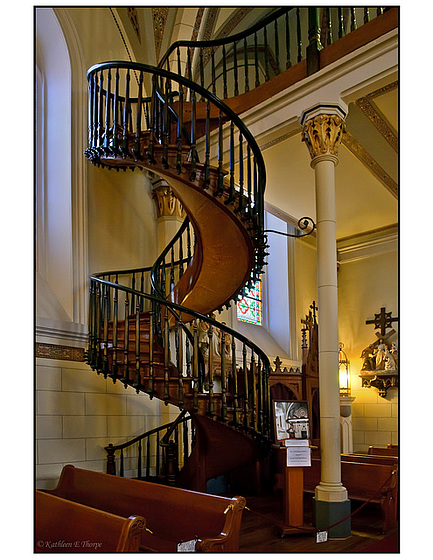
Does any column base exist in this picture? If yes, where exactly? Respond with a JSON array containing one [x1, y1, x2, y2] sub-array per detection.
[[313, 498, 351, 539]]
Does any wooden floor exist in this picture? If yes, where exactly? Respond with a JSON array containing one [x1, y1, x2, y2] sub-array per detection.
[[238, 490, 399, 553]]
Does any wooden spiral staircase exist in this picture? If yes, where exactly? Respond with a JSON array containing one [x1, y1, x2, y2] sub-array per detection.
[[84, 7, 395, 492], [84, 60, 271, 492]]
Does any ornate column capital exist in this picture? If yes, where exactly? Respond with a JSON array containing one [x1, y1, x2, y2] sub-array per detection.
[[301, 113, 346, 161], [300, 104, 347, 162], [151, 182, 186, 219]]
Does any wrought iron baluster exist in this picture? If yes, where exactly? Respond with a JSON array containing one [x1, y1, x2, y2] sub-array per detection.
[[122, 293, 130, 386], [264, 25, 270, 81], [232, 339, 239, 426], [177, 317, 184, 409], [208, 324, 214, 416], [243, 37, 250, 92], [227, 121, 235, 203], [246, 144, 252, 219], [204, 100, 211, 187], [176, 85, 183, 174], [104, 69, 111, 151], [192, 319, 199, 412], [338, 7, 345, 39], [102, 284, 110, 376], [217, 110, 224, 195], [221, 331, 227, 421], [149, 308, 154, 396], [296, 8, 302, 63], [111, 283, 119, 378], [233, 41, 239, 97], [250, 353, 257, 431], [134, 71, 143, 158], [134, 298, 141, 391], [97, 71, 104, 148], [350, 8, 357, 32], [189, 89, 198, 181], [146, 436, 151, 478], [163, 306, 170, 402], [254, 32, 260, 88], [162, 80, 169, 169], [112, 67, 120, 154], [237, 133, 244, 214], [274, 19, 280, 75], [120, 449, 124, 477], [222, 44, 228, 98], [243, 344, 249, 428], [88, 74, 95, 148], [137, 439, 142, 479], [364, 8, 370, 24], [211, 49, 216, 95], [285, 11, 292, 69]]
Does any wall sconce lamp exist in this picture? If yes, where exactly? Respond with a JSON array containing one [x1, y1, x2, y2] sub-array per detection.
[[338, 342, 351, 396]]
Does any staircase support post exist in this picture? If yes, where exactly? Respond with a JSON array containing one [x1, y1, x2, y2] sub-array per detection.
[[300, 104, 350, 539]]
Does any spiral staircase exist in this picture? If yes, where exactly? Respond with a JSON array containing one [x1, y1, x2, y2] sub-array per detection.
[[84, 7, 395, 492]]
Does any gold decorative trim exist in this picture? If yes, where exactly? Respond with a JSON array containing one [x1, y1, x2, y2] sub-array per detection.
[[151, 185, 186, 219], [301, 114, 346, 159], [36, 343, 85, 362], [259, 127, 301, 151], [356, 96, 398, 152], [152, 7, 169, 61], [343, 131, 398, 197]]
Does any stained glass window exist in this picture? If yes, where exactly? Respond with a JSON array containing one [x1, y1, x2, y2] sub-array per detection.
[[237, 276, 262, 325]]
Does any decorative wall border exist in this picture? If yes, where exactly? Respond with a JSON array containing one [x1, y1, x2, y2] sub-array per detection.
[[343, 131, 398, 197], [35, 342, 85, 362]]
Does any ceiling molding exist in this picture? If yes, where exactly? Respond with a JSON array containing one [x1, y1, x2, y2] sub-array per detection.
[[343, 131, 398, 198], [356, 81, 398, 152]]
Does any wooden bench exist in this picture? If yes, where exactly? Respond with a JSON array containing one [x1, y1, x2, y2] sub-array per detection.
[[368, 444, 398, 456], [304, 457, 398, 533], [35, 490, 145, 552], [46, 464, 246, 552]]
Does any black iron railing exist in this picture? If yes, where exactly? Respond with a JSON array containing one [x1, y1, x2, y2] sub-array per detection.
[[158, 7, 390, 98], [105, 411, 194, 483]]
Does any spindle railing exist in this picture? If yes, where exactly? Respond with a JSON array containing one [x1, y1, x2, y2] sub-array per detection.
[[87, 276, 271, 438], [105, 411, 194, 482], [85, 61, 268, 290], [158, 7, 390, 98]]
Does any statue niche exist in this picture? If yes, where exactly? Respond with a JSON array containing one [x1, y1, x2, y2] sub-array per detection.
[[359, 307, 398, 397]]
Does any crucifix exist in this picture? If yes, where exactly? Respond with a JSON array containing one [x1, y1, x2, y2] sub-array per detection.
[[366, 307, 398, 337]]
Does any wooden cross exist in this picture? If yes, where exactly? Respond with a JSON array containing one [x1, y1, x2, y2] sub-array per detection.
[[366, 307, 398, 336]]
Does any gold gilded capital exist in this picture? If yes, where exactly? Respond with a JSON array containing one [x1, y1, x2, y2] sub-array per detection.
[[151, 185, 185, 219], [301, 114, 346, 160]]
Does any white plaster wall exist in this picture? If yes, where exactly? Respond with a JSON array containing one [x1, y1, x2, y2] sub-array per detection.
[[338, 245, 399, 452]]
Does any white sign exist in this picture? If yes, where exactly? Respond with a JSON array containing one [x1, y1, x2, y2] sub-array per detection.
[[286, 440, 311, 467]]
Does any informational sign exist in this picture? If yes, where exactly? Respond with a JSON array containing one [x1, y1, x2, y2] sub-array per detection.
[[286, 439, 311, 467]]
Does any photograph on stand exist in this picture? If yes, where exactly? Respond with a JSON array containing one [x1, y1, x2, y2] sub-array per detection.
[[273, 400, 310, 442]]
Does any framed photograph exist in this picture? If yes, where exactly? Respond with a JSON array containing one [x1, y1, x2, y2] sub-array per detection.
[[273, 400, 310, 442]]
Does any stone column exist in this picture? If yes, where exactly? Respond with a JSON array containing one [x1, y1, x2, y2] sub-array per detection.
[[340, 396, 356, 454], [300, 105, 351, 538]]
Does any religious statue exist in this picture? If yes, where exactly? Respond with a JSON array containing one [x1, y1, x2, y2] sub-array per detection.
[[360, 344, 376, 371], [384, 346, 396, 371], [375, 339, 387, 371]]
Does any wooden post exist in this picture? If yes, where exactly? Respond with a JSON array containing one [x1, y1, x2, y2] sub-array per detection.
[[278, 448, 313, 537]]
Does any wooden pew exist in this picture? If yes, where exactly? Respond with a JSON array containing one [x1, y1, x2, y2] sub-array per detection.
[[304, 457, 398, 533], [368, 444, 398, 457], [46, 464, 246, 552], [35, 490, 145, 552]]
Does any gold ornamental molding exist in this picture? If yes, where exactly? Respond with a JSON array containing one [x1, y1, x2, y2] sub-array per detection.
[[36, 343, 85, 362], [301, 114, 346, 160], [343, 131, 398, 198], [152, 184, 186, 219]]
